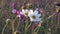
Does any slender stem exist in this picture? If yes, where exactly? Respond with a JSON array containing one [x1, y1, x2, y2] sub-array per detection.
[[32, 27, 34, 34], [2, 22, 8, 34], [27, 21, 32, 30], [25, 17, 28, 34], [11, 20, 14, 34], [15, 18, 21, 31], [34, 22, 42, 34], [11, 16, 18, 34]]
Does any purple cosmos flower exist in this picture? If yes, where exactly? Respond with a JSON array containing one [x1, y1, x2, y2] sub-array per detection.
[[12, 3, 16, 8], [12, 9, 17, 14]]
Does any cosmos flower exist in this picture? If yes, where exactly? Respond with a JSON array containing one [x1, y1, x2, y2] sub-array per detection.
[[28, 9, 41, 22], [12, 9, 17, 14], [17, 10, 23, 18], [12, 3, 16, 8], [17, 10, 25, 22], [22, 9, 31, 16]]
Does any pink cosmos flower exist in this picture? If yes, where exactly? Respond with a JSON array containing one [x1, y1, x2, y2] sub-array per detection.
[[17, 10, 23, 18], [17, 10, 25, 22]]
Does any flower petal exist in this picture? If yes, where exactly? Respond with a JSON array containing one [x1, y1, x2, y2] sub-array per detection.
[[36, 14, 41, 17], [28, 9, 33, 16], [34, 10, 38, 15], [18, 15, 21, 17], [12, 9, 17, 14], [34, 18, 41, 21], [30, 17, 34, 21], [29, 9, 33, 14], [25, 9, 29, 12], [29, 14, 34, 17], [22, 9, 25, 13]]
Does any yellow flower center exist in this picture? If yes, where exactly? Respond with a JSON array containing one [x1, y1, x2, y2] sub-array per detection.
[[25, 12, 28, 16], [32, 15, 36, 19]]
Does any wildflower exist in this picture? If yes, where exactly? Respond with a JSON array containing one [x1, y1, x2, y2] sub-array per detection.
[[17, 10, 25, 22], [17, 10, 23, 18], [12, 9, 17, 14], [22, 9, 30, 16], [28, 9, 41, 22], [12, 3, 16, 8]]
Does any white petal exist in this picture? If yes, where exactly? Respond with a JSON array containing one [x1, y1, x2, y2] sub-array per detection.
[[30, 17, 34, 21], [35, 8, 38, 10], [36, 14, 41, 17], [29, 14, 41, 21], [22, 9, 25, 13], [34, 10, 38, 15], [25, 9, 29, 12], [29, 9, 34, 14], [29, 14, 34, 17], [29, 14, 36, 21], [28, 10, 34, 16], [34, 18, 41, 21]]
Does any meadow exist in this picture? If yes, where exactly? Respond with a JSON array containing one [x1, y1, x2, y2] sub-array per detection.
[[0, 0, 60, 34]]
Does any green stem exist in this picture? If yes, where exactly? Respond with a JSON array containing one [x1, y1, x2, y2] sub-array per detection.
[[25, 17, 28, 34], [27, 21, 32, 30], [11, 16, 18, 34], [15, 18, 21, 31], [11, 20, 14, 34], [2, 22, 8, 34], [34, 22, 42, 34]]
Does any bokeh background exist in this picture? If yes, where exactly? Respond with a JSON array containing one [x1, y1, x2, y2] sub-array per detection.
[[0, 0, 60, 34]]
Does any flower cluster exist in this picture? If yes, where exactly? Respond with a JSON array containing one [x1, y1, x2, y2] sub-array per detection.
[[16, 9, 41, 22], [11, 3, 42, 22]]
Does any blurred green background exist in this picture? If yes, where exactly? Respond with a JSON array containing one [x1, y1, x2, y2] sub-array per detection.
[[0, 0, 60, 34]]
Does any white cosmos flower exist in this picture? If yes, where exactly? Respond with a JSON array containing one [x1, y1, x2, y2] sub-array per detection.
[[22, 9, 33, 16], [28, 9, 41, 22]]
